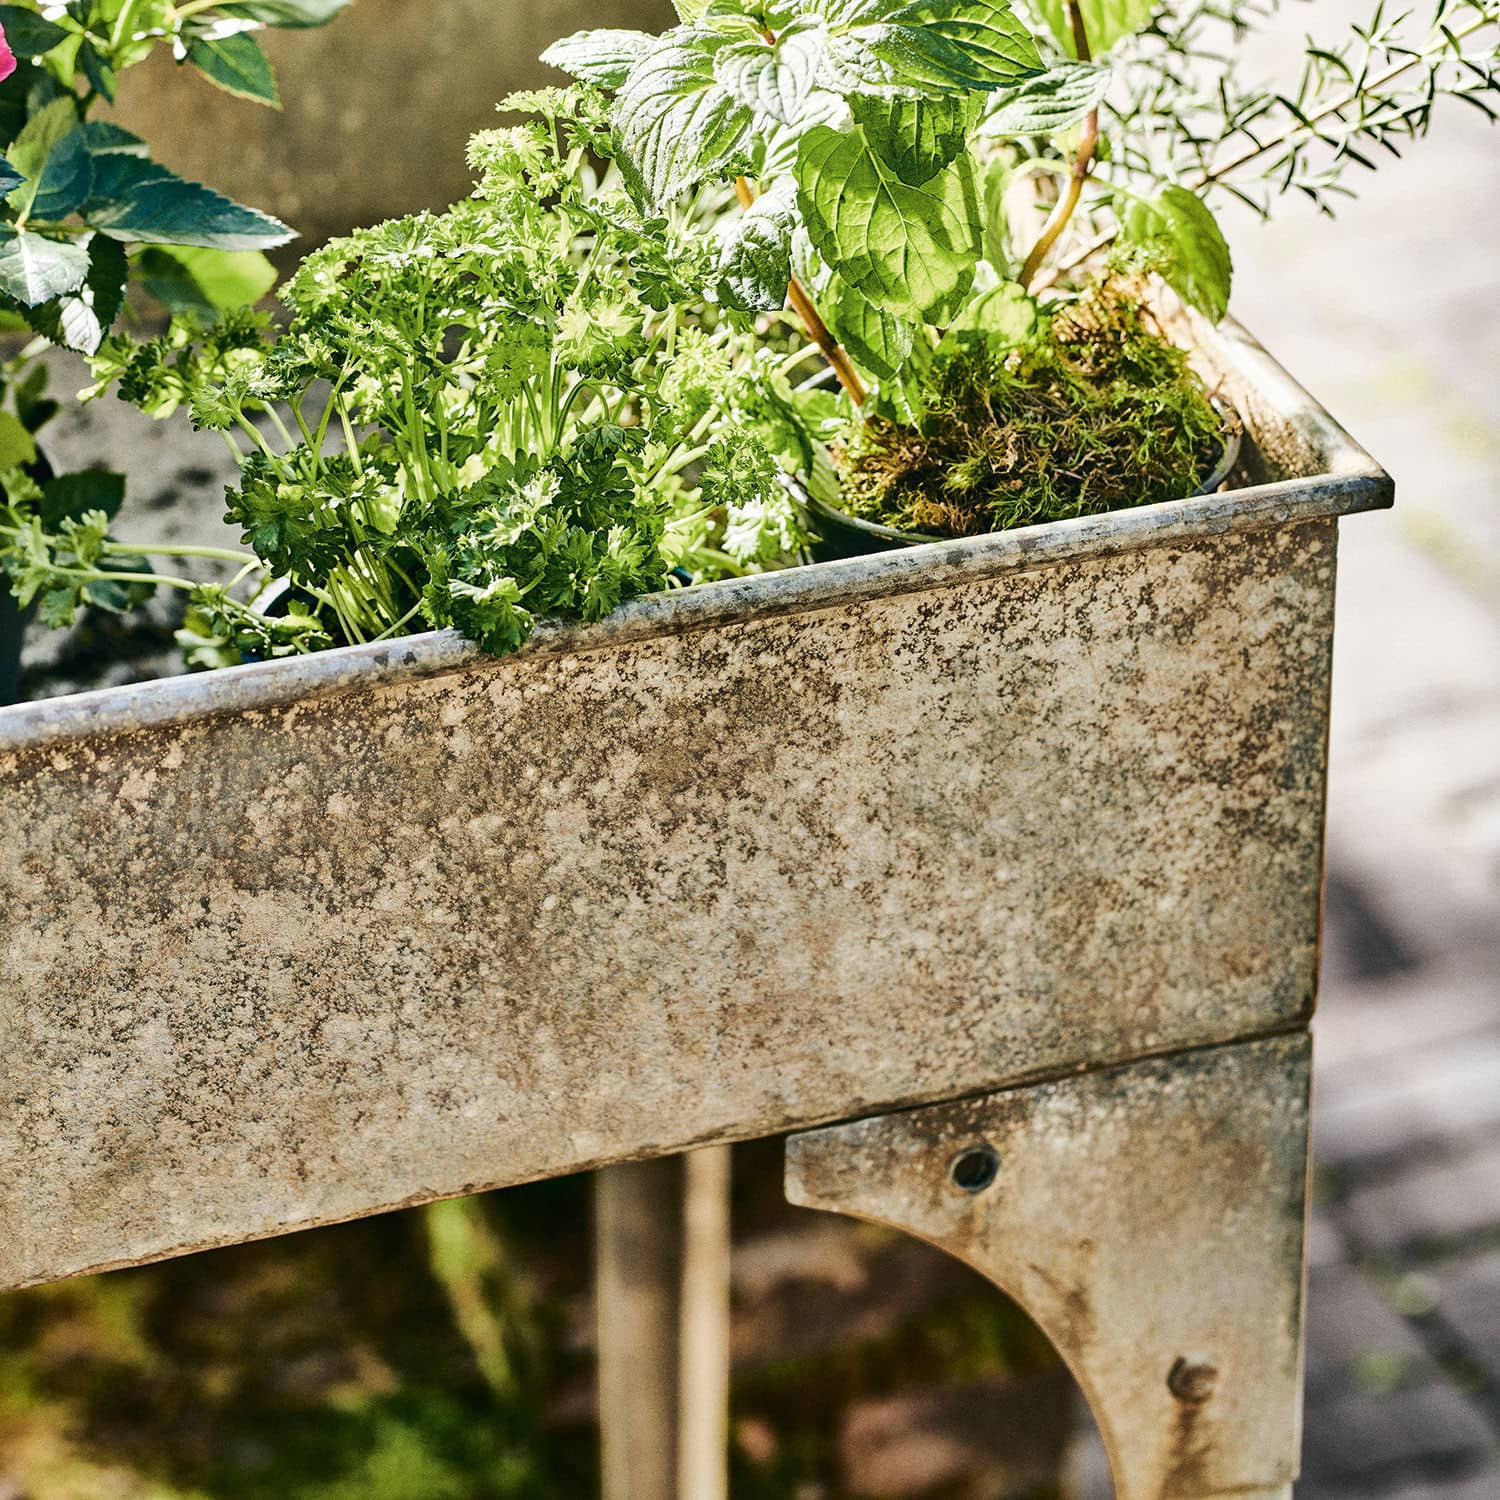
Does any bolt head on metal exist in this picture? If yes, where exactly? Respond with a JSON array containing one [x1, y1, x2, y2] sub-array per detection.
[[949, 1143, 999, 1193], [1167, 1356, 1219, 1403]]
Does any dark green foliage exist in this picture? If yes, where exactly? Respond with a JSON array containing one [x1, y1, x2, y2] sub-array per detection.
[[834, 277, 1226, 537], [82, 91, 796, 664], [0, 1, 351, 668]]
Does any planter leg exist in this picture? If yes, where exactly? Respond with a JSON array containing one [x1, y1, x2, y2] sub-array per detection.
[[596, 1157, 683, 1500], [785, 1034, 1312, 1500], [595, 1149, 733, 1500], [678, 1144, 732, 1500]]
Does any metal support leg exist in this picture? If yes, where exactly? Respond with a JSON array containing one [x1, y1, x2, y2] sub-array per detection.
[[786, 1034, 1312, 1500]]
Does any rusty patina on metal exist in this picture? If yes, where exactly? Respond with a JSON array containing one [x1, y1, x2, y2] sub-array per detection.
[[0, 320, 1388, 1292], [786, 1035, 1312, 1500]]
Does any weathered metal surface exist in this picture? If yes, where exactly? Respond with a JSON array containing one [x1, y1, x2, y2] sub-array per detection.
[[785, 1035, 1312, 1500], [0, 320, 1387, 1292]]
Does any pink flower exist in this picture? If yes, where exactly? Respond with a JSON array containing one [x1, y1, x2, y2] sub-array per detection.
[[0, 24, 14, 85]]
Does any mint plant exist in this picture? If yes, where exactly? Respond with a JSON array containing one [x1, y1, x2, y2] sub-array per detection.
[[0, 0, 350, 695], [544, 0, 1500, 496], [61, 90, 792, 663]]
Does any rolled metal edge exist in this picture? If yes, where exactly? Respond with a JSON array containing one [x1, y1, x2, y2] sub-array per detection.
[[0, 319, 1390, 754]]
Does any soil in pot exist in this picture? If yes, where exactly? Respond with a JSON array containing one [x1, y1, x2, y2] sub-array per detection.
[[809, 283, 1239, 562]]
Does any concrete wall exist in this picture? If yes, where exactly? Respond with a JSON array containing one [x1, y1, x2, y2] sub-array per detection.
[[115, 0, 672, 247]]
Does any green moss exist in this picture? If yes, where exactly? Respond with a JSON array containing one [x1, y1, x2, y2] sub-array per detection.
[[834, 280, 1229, 538]]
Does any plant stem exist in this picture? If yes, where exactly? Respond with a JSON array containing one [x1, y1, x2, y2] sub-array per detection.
[[371, 601, 424, 642], [1019, 2, 1099, 289], [1037, 8, 1496, 288], [733, 177, 867, 406], [103, 540, 259, 566], [45, 567, 199, 592]]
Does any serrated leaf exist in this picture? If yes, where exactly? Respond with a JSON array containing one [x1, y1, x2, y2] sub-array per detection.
[[713, 23, 824, 125], [934, 279, 1035, 358], [824, 283, 915, 378], [85, 155, 293, 250], [796, 122, 980, 322], [83, 120, 149, 157], [22, 232, 126, 352], [847, 93, 970, 186], [7, 97, 92, 220], [822, 0, 1044, 96], [0, 224, 89, 305], [186, 30, 280, 106], [1121, 183, 1232, 321], [0, 6, 69, 58], [977, 60, 1111, 136], [719, 181, 796, 311], [0, 157, 20, 196], [614, 35, 752, 206], [219, 0, 353, 24], [1033, 0, 1154, 57], [138, 243, 277, 315], [540, 29, 655, 89], [41, 467, 125, 526]]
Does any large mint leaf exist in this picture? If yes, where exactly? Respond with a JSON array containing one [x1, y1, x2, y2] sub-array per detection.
[[820, 0, 1043, 96], [713, 23, 825, 125], [7, 98, 92, 221], [138, 244, 278, 315], [185, 30, 281, 106], [614, 35, 752, 206], [978, 60, 1111, 135], [1033, 0, 1153, 56], [847, 93, 971, 186], [86, 156, 293, 250], [1121, 184, 1232, 321], [796, 122, 980, 321], [0, 5, 69, 58], [825, 283, 916, 379], [0, 225, 90, 306], [541, 29, 656, 88], [22, 233, 127, 353], [933, 279, 1035, 359], [220, 0, 353, 24], [719, 182, 796, 311]]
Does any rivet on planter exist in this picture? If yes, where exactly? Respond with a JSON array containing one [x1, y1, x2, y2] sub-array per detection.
[[1167, 1356, 1220, 1403], [949, 1144, 999, 1194]]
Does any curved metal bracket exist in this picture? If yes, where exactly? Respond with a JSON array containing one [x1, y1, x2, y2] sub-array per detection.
[[786, 1035, 1311, 1500]]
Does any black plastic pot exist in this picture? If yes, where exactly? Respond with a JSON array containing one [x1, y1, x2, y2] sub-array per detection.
[[0, 448, 53, 707], [0, 588, 30, 706], [802, 410, 1243, 563]]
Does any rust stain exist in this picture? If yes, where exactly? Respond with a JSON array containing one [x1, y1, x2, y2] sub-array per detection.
[[787, 1036, 1310, 1500]]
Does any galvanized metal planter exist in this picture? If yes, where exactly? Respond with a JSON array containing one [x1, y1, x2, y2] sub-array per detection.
[[0, 311, 1389, 1498]]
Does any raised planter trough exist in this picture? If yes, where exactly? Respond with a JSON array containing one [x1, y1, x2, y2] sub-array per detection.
[[0, 312, 1390, 1498]]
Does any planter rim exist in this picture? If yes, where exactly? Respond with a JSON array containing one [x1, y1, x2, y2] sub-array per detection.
[[0, 317, 1390, 756]]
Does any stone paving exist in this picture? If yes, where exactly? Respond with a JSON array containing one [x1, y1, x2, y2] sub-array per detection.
[[1227, 12, 1500, 1493]]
